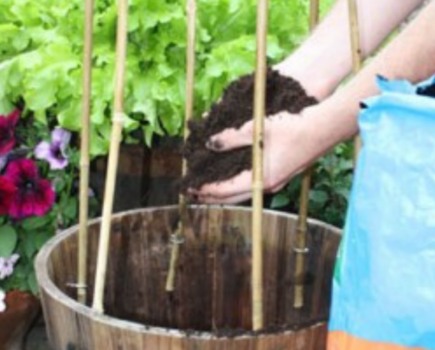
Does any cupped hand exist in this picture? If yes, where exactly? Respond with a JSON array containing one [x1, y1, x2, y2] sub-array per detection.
[[191, 111, 315, 204]]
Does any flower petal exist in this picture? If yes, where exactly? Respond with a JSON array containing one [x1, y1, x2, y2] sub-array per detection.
[[7, 110, 21, 127], [0, 154, 8, 171], [5, 159, 38, 185], [32, 179, 55, 216], [47, 156, 68, 170], [10, 254, 20, 264], [34, 141, 52, 161], [0, 176, 17, 215], [9, 191, 32, 219], [52, 128, 71, 149], [9, 179, 55, 219], [5, 159, 54, 219]]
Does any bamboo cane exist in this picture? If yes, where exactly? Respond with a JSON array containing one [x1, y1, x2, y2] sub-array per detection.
[[347, 0, 362, 163], [77, 0, 94, 305], [92, 0, 128, 314], [293, 170, 312, 308], [165, 0, 196, 293], [252, 0, 269, 332], [309, 0, 320, 30], [293, 0, 319, 310]]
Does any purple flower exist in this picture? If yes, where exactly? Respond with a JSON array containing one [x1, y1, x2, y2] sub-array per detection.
[[0, 175, 17, 216], [0, 110, 20, 156], [5, 159, 55, 219], [35, 128, 71, 170], [0, 254, 19, 280]]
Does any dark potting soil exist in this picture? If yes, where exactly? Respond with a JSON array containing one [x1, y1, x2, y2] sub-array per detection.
[[180, 69, 317, 191]]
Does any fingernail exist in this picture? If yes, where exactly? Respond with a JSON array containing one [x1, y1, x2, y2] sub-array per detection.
[[206, 138, 223, 150]]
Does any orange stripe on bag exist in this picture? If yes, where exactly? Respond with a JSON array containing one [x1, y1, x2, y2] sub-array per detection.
[[328, 331, 427, 350]]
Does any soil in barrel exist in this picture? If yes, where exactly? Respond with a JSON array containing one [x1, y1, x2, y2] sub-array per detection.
[[180, 69, 317, 191], [96, 208, 335, 338]]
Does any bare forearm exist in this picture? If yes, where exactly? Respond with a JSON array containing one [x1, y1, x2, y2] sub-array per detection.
[[305, 1, 435, 160], [276, 0, 425, 100]]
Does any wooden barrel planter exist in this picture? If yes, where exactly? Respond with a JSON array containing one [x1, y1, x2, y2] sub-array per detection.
[[36, 206, 341, 350]]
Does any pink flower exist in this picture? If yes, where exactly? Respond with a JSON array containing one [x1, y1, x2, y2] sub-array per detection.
[[0, 110, 20, 156], [5, 159, 55, 219], [0, 175, 17, 216], [35, 128, 71, 170]]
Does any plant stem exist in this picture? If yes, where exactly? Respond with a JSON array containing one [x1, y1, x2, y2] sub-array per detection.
[[252, 0, 269, 332], [92, 0, 128, 314]]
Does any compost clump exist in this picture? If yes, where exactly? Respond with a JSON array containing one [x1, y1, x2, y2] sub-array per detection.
[[180, 69, 317, 191]]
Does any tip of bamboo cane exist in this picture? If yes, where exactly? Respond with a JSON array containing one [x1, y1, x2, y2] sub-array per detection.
[[165, 281, 175, 293], [293, 301, 303, 309]]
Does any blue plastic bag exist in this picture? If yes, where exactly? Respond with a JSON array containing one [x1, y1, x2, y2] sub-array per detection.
[[328, 76, 435, 350]]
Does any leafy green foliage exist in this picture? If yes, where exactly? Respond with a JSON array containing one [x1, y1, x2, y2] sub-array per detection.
[[320, 0, 338, 16], [0, 0, 310, 155], [271, 143, 353, 228], [0, 226, 17, 257]]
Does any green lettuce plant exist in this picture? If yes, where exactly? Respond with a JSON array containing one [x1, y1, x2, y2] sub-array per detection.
[[0, 0, 310, 155]]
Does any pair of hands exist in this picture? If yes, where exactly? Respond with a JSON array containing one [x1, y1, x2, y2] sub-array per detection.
[[190, 109, 315, 204]]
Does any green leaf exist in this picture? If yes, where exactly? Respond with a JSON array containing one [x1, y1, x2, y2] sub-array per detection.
[[27, 272, 39, 295], [21, 216, 51, 230], [90, 127, 109, 157], [0, 59, 14, 102], [336, 187, 350, 201], [35, 231, 53, 250], [143, 125, 154, 147], [54, 177, 66, 192], [64, 197, 78, 219], [309, 190, 328, 205], [123, 114, 139, 132], [58, 99, 81, 131], [34, 110, 48, 125], [0, 226, 18, 257], [23, 238, 37, 260], [271, 193, 290, 208], [12, 31, 30, 51], [24, 74, 57, 112]]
